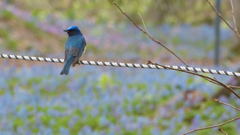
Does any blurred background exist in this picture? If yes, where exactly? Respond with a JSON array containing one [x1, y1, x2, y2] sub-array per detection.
[[0, 0, 240, 134]]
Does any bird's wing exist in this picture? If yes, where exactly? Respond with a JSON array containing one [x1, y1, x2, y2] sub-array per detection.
[[64, 48, 69, 62], [71, 37, 87, 67], [71, 47, 82, 67], [71, 46, 81, 57]]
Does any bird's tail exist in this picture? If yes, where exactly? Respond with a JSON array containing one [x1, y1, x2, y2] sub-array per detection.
[[60, 57, 74, 75]]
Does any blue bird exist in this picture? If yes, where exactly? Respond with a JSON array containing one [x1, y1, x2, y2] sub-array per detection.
[[60, 26, 86, 75]]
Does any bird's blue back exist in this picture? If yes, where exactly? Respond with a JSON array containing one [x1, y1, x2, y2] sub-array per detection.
[[66, 35, 85, 56]]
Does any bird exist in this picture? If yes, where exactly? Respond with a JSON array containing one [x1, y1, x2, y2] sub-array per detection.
[[60, 26, 86, 75]]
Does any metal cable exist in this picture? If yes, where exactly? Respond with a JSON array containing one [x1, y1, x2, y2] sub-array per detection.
[[0, 53, 240, 77]]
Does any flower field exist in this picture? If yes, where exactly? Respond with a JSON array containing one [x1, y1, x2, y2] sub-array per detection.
[[0, 63, 240, 134]]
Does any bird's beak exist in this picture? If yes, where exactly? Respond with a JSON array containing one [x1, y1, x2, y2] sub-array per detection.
[[63, 30, 68, 32]]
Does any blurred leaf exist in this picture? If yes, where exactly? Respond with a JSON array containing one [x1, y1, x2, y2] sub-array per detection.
[[128, 83, 147, 90], [187, 77, 194, 86], [0, 28, 9, 38], [98, 73, 113, 90]]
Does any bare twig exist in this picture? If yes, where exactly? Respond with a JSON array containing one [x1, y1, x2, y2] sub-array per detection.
[[147, 60, 240, 99], [218, 127, 228, 135], [180, 116, 240, 135], [215, 99, 240, 111], [112, 2, 189, 67], [112, 3, 240, 97], [227, 85, 240, 89], [113, 1, 240, 98], [201, 77, 240, 89], [138, 13, 150, 35], [229, 0, 238, 32], [206, 0, 240, 38]]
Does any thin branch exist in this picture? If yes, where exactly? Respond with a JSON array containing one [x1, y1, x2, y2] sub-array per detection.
[[215, 99, 240, 111], [205, 0, 231, 29], [229, 0, 240, 37], [147, 60, 240, 99], [210, 78, 240, 89], [138, 12, 150, 35], [229, 0, 238, 32], [201, 77, 240, 89], [206, 0, 240, 38], [113, 1, 240, 97], [218, 127, 228, 135], [180, 116, 240, 135], [112, 2, 189, 67], [113, 2, 240, 97], [227, 85, 240, 89]]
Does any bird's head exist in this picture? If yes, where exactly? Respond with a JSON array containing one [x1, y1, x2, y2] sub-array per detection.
[[64, 26, 82, 37]]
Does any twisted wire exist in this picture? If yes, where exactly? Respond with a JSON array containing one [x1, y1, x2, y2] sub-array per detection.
[[0, 54, 240, 77]]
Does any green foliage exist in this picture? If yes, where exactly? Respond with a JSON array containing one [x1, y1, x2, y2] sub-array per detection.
[[86, 44, 101, 54], [0, 28, 9, 38], [32, 9, 42, 18], [172, 36, 180, 46], [11, 0, 232, 25], [187, 77, 194, 86], [0, 11, 18, 51], [27, 77, 43, 85], [7, 77, 19, 94], [128, 83, 147, 90], [6, 39, 18, 51], [23, 21, 41, 37], [13, 118, 24, 130], [0, 10, 62, 53], [0, 89, 5, 96], [1, 10, 15, 20], [98, 73, 118, 90], [40, 115, 53, 126]]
